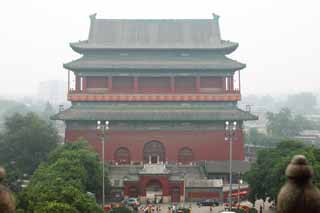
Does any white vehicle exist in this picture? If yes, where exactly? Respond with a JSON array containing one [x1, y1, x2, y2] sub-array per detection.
[[123, 197, 140, 207]]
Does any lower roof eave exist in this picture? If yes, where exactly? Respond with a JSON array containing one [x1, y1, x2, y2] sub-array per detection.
[[51, 107, 258, 122]]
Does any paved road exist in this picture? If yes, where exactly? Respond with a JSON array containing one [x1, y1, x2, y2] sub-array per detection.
[[138, 203, 233, 213]]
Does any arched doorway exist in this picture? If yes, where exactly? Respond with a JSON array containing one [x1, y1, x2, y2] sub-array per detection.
[[178, 147, 193, 164], [146, 180, 163, 202], [114, 147, 130, 164], [143, 141, 165, 164]]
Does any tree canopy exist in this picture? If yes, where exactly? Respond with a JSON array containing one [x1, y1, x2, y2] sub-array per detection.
[[18, 140, 106, 213], [266, 108, 314, 138], [245, 140, 320, 203], [0, 112, 59, 190], [245, 128, 281, 147]]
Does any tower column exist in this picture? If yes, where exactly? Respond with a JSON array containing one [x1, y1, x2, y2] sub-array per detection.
[[196, 76, 201, 93], [228, 77, 232, 92], [108, 76, 113, 92], [222, 77, 226, 92], [134, 76, 139, 93], [230, 76, 234, 91], [83, 77, 87, 92], [67, 70, 70, 91], [170, 76, 175, 93], [238, 71, 241, 93], [75, 75, 80, 92]]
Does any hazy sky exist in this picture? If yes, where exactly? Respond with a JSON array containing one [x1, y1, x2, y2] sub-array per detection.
[[1, 0, 319, 96]]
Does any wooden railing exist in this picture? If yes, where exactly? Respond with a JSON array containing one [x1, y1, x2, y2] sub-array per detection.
[[68, 88, 241, 94], [68, 91, 241, 102]]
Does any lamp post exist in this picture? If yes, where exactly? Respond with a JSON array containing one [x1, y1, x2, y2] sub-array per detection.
[[183, 171, 186, 208], [237, 176, 243, 205], [97, 120, 109, 208], [224, 120, 237, 211]]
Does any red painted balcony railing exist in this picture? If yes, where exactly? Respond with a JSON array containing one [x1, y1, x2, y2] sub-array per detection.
[[68, 89, 241, 102]]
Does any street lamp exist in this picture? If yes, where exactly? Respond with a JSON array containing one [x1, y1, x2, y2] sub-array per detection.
[[97, 120, 109, 208], [237, 176, 243, 205], [182, 171, 186, 207], [225, 120, 237, 211]]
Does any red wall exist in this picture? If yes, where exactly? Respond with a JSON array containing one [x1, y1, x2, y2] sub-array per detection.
[[86, 77, 108, 88], [112, 77, 134, 92], [65, 130, 244, 162], [175, 77, 196, 93], [139, 77, 171, 93], [200, 76, 223, 88]]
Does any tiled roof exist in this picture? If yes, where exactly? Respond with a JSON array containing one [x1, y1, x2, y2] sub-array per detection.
[[205, 160, 251, 173], [70, 15, 238, 52], [52, 104, 257, 121], [63, 56, 245, 71]]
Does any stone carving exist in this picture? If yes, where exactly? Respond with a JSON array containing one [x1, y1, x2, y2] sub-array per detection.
[[277, 155, 320, 213]]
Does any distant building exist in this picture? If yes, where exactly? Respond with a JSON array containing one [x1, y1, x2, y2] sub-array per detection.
[[293, 130, 320, 146], [37, 80, 67, 105], [53, 14, 257, 202]]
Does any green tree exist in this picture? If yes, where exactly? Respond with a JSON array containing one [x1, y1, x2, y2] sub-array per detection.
[[244, 140, 320, 204], [0, 112, 59, 190], [47, 140, 109, 194], [34, 201, 77, 213], [245, 128, 281, 147], [17, 140, 106, 213], [266, 108, 314, 138]]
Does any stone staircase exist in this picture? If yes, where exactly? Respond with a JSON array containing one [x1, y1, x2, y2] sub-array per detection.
[[167, 164, 207, 179]]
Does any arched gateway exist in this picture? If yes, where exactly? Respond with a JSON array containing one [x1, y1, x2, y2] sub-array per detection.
[[146, 180, 163, 201], [143, 141, 165, 164]]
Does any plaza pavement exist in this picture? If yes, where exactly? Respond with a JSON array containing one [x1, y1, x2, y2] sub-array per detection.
[[137, 202, 275, 213]]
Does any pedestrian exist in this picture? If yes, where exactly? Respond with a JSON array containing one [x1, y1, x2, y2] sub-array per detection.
[[0, 166, 15, 213], [209, 206, 213, 213], [172, 204, 176, 213]]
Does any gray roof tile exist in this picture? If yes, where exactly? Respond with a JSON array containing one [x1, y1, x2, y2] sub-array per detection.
[[205, 160, 251, 173], [70, 17, 238, 51], [52, 105, 257, 121], [64, 56, 245, 71]]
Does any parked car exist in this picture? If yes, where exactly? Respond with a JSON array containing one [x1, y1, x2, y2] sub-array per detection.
[[123, 197, 140, 207], [197, 199, 219, 206]]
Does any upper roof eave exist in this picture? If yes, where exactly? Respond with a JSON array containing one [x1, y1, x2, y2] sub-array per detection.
[[70, 40, 239, 55]]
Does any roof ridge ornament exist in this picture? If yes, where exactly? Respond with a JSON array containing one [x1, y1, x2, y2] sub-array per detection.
[[212, 13, 220, 22], [89, 13, 97, 21]]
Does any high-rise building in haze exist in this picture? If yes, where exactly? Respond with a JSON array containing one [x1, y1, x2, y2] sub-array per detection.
[[37, 80, 67, 105]]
